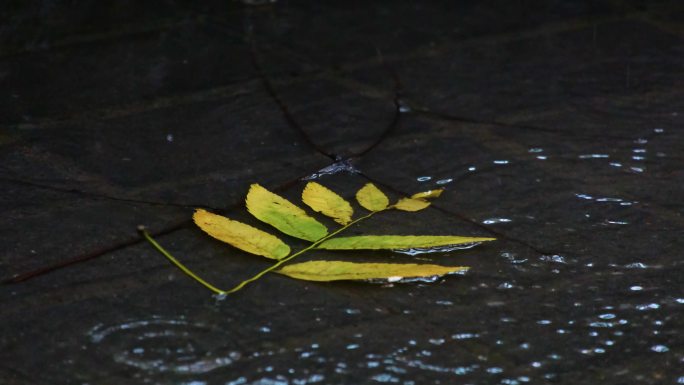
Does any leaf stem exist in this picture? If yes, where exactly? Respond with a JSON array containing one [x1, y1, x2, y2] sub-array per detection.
[[140, 228, 227, 295], [141, 211, 379, 296]]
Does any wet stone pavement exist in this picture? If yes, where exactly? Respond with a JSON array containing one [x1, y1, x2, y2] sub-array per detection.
[[1, 1, 683, 384]]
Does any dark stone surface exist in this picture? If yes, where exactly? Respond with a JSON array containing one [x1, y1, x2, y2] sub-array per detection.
[[1, 1, 683, 384]]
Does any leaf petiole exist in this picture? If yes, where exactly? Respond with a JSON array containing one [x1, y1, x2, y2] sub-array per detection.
[[139, 227, 227, 295]]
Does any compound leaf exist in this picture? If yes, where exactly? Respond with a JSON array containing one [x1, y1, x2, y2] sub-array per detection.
[[246, 184, 328, 242], [411, 189, 444, 199], [193, 209, 290, 259], [318, 235, 495, 250], [356, 183, 389, 212], [302, 182, 353, 225], [394, 197, 431, 212], [277, 260, 469, 281]]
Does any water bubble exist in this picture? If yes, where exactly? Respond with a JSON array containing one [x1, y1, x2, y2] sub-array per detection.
[[536, 155, 547, 160], [429, 338, 445, 345], [468, 166, 477, 171], [598, 313, 616, 320], [435, 178, 453, 185], [416, 176, 432, 182], [394, 242, 481, 256], [630, 285, 643, 291]]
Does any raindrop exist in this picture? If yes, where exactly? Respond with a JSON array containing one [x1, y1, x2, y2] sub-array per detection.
[[624, 262, 648, 269], [630, 286, 643, 291], [578, 154, 609, 159], [650, 345, 669, 353], [166, 134, 174, 142], [416, 176, 432, 182], [435, 178, 453, 185], [528, 148, 544, 153], [539, 255, 566, 264], [451, 333, 478, 340], [653, 128, 664, 133], [482, 218, 512, 225], [493, 160, 509, 164], [636, 303, 660, 311]]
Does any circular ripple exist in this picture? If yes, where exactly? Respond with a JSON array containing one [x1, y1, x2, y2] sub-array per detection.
[[88, 316, 241, 374]]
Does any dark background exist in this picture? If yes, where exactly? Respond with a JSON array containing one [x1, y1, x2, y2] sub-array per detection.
[[1, 1, 683, 384]]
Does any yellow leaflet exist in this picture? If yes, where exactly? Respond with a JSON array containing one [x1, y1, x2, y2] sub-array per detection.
[[356, 183, 389, 212], [277, 260, 469, 281], [394, 197, 430, 212], [318, 235, 496, 250], [193, 209, 290, 259], [301, 182, 354, 225], [246, 184, 328, 242], [411, 189, 444, 199]]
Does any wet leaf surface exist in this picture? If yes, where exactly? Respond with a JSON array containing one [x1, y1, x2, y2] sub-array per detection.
[[1, 1, 683, 384]]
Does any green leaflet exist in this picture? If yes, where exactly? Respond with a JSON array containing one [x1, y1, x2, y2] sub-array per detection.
[[246, 183, 328, 242], [277, 260, 469, 281], [317, 235, 495, 250]]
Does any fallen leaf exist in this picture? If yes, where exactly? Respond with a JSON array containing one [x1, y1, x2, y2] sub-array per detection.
[[356, 183, 389, 212], [277, 260, 469, 281], [193, 209, 290, 259], [394, 197, 431, 212], [246, 183, 328, 242], [411, 189, 444, 199], [318, 235, 495, 250], [302, 182, 354, 225]]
